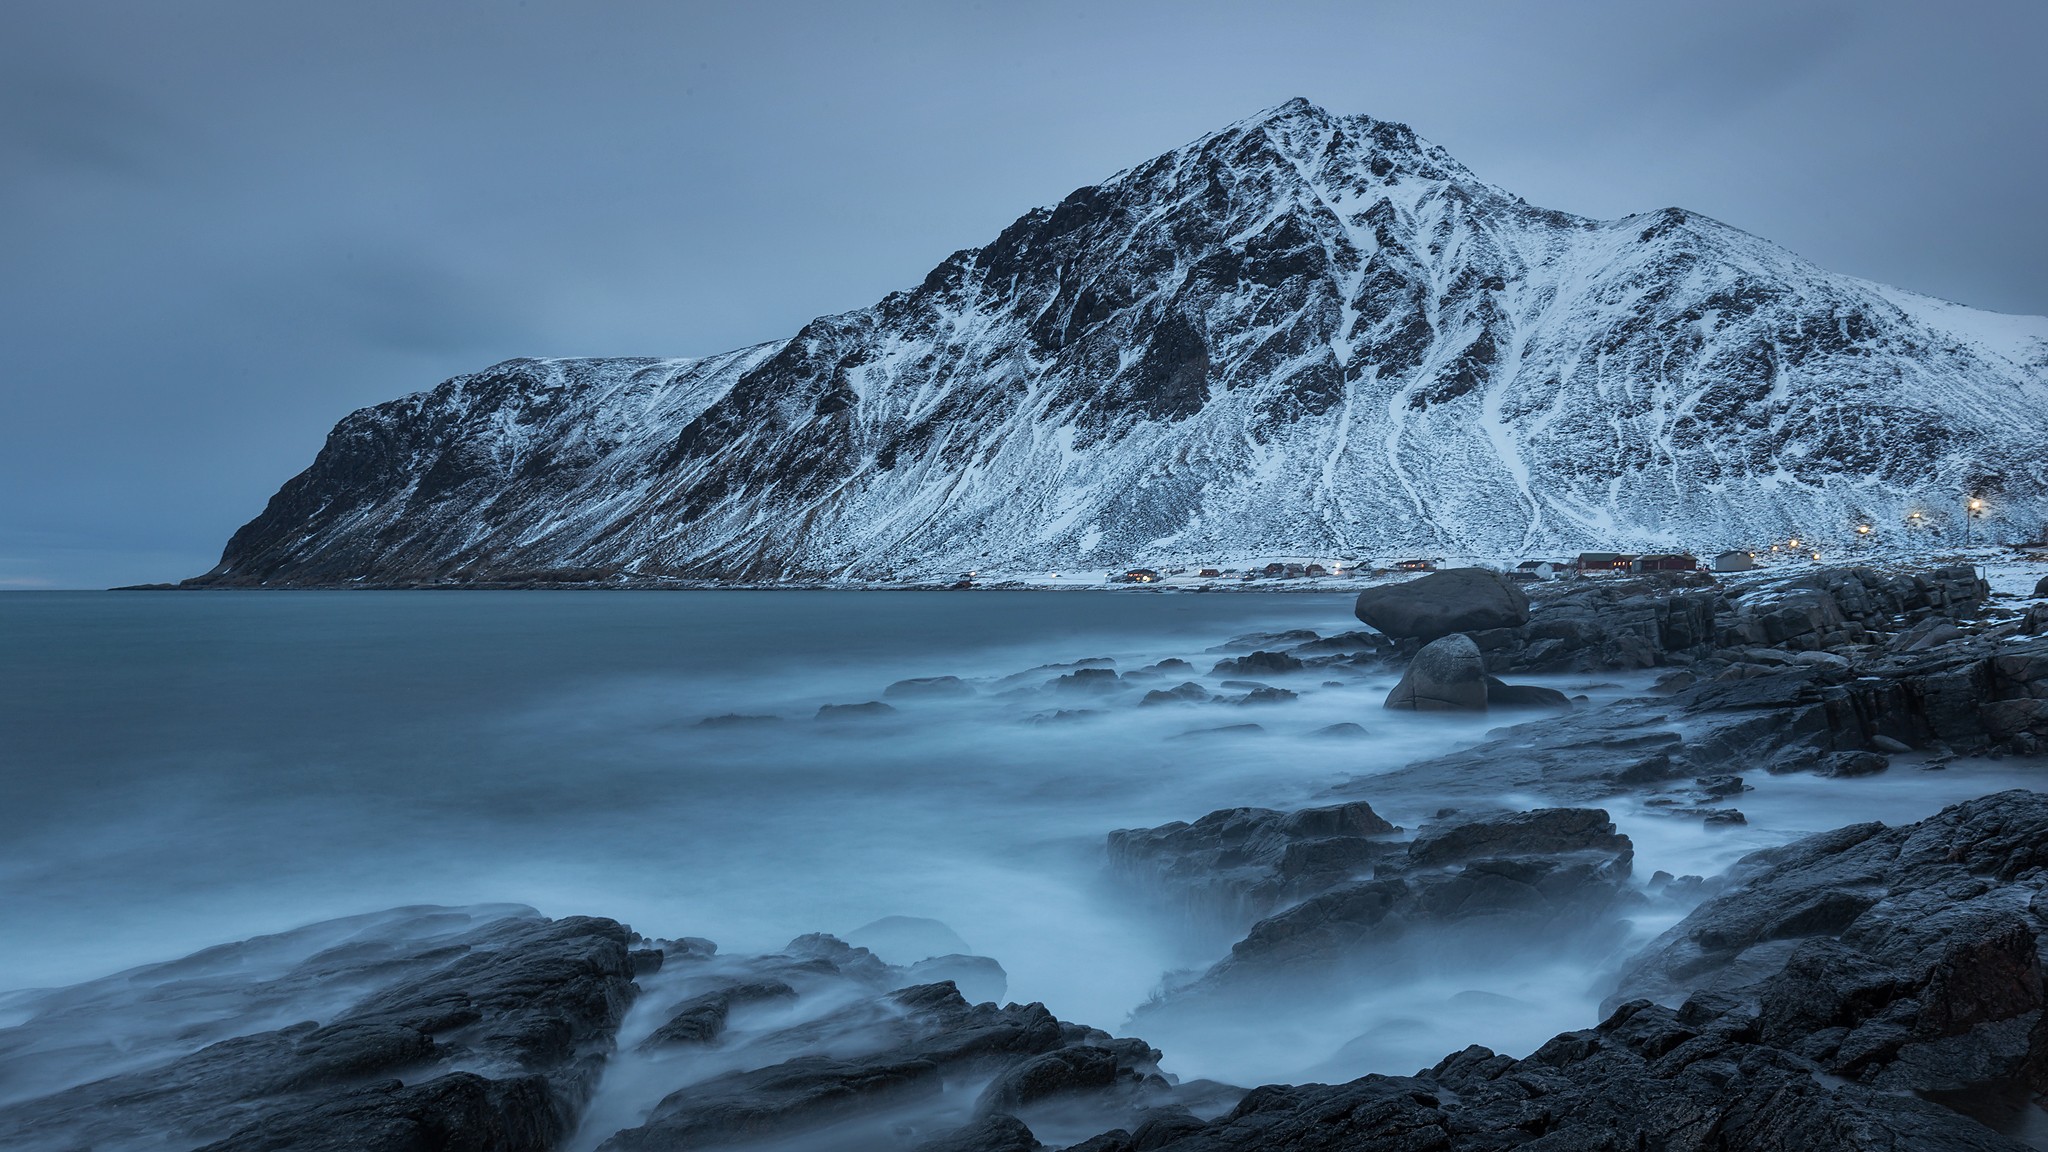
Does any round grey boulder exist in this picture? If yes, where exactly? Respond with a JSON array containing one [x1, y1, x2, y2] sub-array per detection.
[[2035, 574, 2048, 598], [1354, 568, 1531, 642], [1385, 633, 1489, 712]]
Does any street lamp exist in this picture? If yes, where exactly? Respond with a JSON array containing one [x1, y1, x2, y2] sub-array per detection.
[[1966, 498, 1985, 546]]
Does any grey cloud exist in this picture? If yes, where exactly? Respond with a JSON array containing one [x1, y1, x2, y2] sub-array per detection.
[[0, 0, 2042, 588]]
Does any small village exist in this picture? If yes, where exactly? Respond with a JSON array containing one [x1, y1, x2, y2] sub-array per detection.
[[1071, 532, 2048, 591]]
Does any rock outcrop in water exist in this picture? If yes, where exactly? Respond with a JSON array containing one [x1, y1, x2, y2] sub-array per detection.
[[10, 565, 2048, 1150], [0, 907, 638, 1152], [182, 98, 2048, 588], [13, 794, 2048, 1149]]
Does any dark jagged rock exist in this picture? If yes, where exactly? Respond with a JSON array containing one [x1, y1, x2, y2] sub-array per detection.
[[1354, 568, 1531, 643], [913, 1112, 1043, 1152], [816, 700, 897, 720], [1151, 808, 1633, 998], [901, 954, 1008, 1006], [1053, 667, 1123, 693], [1139, 681, 1212, 706], [1116, 998, 2031, 1151], [0, 909, 635, 1152], [1482, 676, 1571, 710], [885, 675, 976, 699], [600, 981, 1164, 1151], [598, 1053, 946, 1150], [639, 981, 797, 1050], [1169, 723, 1264, 739], [693, 712, 780, 728], [1108, 801, 1398, 929], [1212, 630, 1321, 653], [1209, 650, 1304, 677], [1403, 807, 1632, 868], [1231, 686, 1297, 705], [975, 1041, 1163, 1113], [1384, 633, 1488, 711]]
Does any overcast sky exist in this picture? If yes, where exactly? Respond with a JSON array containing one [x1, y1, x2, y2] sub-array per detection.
[[2, 1, 2042, 588]]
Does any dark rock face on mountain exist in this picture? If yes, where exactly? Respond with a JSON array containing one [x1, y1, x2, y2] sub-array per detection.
[[185, 100, 2048, 587]]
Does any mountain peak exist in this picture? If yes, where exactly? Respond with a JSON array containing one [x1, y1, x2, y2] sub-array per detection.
[[194, 102, 2048, 586]]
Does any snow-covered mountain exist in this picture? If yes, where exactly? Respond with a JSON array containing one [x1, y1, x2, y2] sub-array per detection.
[[193, 98, 2048, 586]]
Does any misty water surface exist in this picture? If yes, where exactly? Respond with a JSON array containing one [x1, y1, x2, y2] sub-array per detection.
[[3, 589, 2039, 1088]]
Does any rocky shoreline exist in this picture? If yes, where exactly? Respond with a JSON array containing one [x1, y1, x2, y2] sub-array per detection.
[[8, 563, 2048, 1150]]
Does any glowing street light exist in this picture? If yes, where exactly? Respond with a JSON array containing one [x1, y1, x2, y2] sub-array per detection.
[[1966, 497, 1986, 545]]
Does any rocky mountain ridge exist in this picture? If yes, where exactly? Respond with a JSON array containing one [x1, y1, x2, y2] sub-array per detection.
[[188, 98, 2048, 586]]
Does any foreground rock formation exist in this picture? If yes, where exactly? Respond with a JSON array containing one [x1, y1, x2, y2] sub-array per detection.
[[11, 792, 2048, 1150]]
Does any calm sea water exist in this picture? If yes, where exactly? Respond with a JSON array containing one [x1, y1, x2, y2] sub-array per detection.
[[3, 589, 2036, 1086]]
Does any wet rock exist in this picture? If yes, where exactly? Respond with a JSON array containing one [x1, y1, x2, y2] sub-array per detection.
[[1052, 667, 1123, 693], [1116, 998, 2031, 1151], [976, 1042, 1158, 1113], [994, 657, 1115, 689], [1818, 750, 1890, 777], [602, 982, 1157, 1151], [694, 713, 780, 728], [2036, 574, 2048, 598], [1353, 568, 1531, 642], [816, 701, 897, 720], [1168, 724, 1264, 740], [1159, 808, 1634, 992], [1290, 630, 1383, 655], [1209, 650, 1304, 677], [1232, 686, 1297, 705], [600, 1054, 945, 1150], [1482, 676, 1571, 710], [1652, 669, 1697, 694], [1139, 682, 1212, 706], [1402, 807, 1627, 865], [641, 981, 798, 1049], [1108, 801, 1398, 928], [781, 933, 893, 984], [1312, 722, 1369, 738], [884, 676, 976, 699], [1384, 634, 1488, 712], [1614, 791, 2048, 1101], [1210, 630, 1321, 653], [0, 909, 636, 1152], [914, 1112, 1042, 1152], [1026, 708, 1102, 724], [901, 954, 1008, 1006]]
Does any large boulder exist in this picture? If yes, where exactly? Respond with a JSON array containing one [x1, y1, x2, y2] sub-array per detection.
[[1107, 801, 1399, 929], [2035, 574, 2048, 598], [1384, 634, 1488, 712], [1353, 568, 1530, 643]]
